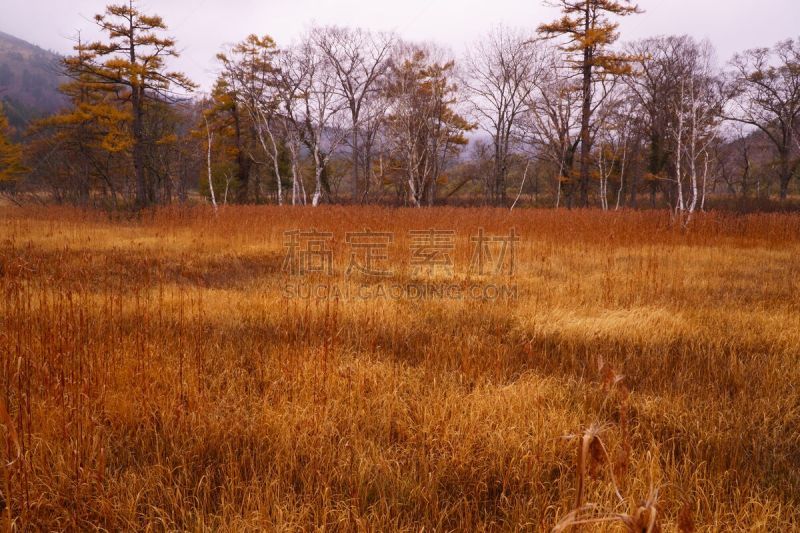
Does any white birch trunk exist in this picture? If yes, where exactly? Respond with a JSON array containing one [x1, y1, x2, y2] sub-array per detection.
[[204, 116, 218, 213]]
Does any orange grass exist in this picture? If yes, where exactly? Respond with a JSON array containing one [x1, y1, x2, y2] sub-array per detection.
[[1, 206, 799, 530]]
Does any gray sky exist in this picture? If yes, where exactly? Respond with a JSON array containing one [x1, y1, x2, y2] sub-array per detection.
[[3, 0, 799, 91]]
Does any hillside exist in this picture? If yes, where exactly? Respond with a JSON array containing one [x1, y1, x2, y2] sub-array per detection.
[[0, 30, 66, 130]]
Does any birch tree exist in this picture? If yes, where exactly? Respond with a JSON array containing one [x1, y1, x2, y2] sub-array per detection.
[[282, 37, 350, 206], [670, 40, 722, 223]]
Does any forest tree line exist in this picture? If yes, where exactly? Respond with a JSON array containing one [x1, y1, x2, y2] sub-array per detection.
[[1, 0, 799, 211]]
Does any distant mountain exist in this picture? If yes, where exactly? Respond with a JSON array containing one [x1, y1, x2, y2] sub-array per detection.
[[0, 31, 67, 130]]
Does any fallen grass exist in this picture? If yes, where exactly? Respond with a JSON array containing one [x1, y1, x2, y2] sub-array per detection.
[[0, 206, 799, 530]]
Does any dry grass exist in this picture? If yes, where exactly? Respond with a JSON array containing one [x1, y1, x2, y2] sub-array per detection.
[[0, 205, 799, 531]]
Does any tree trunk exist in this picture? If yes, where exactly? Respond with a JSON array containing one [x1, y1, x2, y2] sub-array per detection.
[[780, 174, 790, 200], [352, 124, 360, 203], [629, 166, 638, 208], [494, 130, 505, 206], [232, 103, 250, 203], [129, 33, 148, 209], [779, 150, 791, 200], [204, 117, 218, 212], [578, 4, 593, 208]]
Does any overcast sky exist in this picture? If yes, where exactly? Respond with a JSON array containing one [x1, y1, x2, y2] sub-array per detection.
[[2, 0, 798, 91]]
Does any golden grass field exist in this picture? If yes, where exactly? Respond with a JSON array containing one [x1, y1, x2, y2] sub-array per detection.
[[1, 206, 799, 531]]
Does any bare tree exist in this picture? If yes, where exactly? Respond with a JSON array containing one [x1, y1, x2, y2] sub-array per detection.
[[716, 123, 759, 197], [283, 36, 350, 206], [271, 49, 310, 205], [726, 38, 800, 200], [669, 40, 722, 222], [313, 26, 395, 203], [463, 26, 542, 206], [520, 48, 581, 208], [626, 36, 721, 209], [593, 91, 634, 211]]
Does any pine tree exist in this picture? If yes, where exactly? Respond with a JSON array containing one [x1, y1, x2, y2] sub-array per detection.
[[539, 0, 641, 207]]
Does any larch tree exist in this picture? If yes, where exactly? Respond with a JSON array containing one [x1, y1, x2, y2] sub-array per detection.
[[0, 102, 26, 183], [29, 35, 132, 205], [201, 78, 244, 203], [211, 62, 253, 204], [538, 0, 641, 207], [216, 35, 281, 203], [384, 44, 473, 207], [71, 1, 195, 207], [194, 89, 241, 206]]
